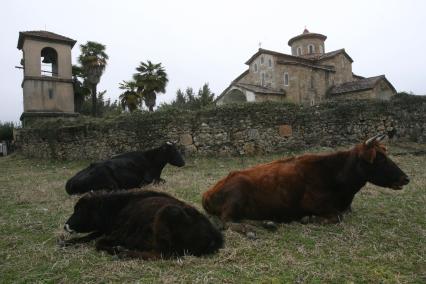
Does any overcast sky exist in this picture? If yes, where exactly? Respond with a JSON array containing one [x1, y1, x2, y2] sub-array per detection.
[[1, 0, 425, 123]]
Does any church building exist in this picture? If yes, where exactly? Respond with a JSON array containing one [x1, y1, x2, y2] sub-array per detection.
[[216, 29, 396, 106]]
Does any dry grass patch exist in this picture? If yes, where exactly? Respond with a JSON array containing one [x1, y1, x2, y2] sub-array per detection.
[[0, 143, 425, 283]]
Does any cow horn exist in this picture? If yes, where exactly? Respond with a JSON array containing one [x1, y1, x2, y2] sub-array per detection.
[[166, 141, 173, 146], [376, 134, 386, 142], [365, 134, 384, 146]]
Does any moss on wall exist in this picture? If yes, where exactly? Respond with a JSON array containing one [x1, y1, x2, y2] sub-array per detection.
[[17, 96, 426, 160]]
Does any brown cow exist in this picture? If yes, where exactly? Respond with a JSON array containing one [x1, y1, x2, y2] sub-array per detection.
[[202, 135, 409, 230]]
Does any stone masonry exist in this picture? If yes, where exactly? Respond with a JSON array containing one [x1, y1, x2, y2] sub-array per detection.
[[17, 96, 426, 160]]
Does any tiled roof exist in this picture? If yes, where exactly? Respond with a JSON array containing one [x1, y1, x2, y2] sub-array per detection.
[[308, 49, 354, 63], [18, 31, 77, 49], [352, 73, 365, 80], [235, 83, 284, 95], [215, 82, 284, 103], [245, 48, 313, 65], [245, 48, 353, 67], [231, 69, 249, 83], [276, 60, 335, 72], [288, 31, 327, 46], [329, 75, 391, 95]]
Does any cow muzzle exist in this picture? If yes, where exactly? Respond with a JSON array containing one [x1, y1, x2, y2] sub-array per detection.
[[64, 223, 75, 234], [391, 175, 410, 190]]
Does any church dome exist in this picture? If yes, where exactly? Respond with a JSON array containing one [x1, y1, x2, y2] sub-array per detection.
[[288, 28, 327, 56]]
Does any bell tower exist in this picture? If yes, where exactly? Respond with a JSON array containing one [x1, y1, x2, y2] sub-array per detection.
[[17, 31, 78, 126]]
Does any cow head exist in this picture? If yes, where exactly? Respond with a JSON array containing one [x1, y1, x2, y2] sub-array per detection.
[[357, 134, 409, 190], [64, 193, 101, 234], [163, 141, 185, 167]]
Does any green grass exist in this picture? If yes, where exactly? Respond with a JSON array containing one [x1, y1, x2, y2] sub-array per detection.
[[0, 144, 425, 283]]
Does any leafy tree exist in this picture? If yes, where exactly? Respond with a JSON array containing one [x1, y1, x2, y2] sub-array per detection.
[[72, 65, 91, 113], [79, 90, 121, 117], [196, 83, 215, 108], [133, 61, 168, 112], [119, 80, 140, 112], [0, 121, 14, 141], [78, 41, 109, 116], [158, 83, 215, 111]]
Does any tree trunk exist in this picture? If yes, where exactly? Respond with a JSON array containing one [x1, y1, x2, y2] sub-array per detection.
[[144, 92, 156, 112], [91, 84, 97, 116]]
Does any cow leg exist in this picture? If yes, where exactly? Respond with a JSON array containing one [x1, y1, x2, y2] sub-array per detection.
[[59, 231, 103, 247], [224, 219, 278, 240], [243, 220, 278, 231], [224, 222, 258, 240], [220, 204, 259, 239], [95, 236, 124, 255]]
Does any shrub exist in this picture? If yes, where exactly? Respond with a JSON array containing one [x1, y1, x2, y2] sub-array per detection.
[[0, 121, 15, 141]]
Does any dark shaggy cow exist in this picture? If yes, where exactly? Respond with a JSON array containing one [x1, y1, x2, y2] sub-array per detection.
[[65, 142, 185, 195], [62, 190, 223, 259], [202, 135, 410, 227]]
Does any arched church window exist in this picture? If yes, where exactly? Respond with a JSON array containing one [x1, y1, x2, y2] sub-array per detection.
[[308, 44, 315, 54], [297, 47, 302, 56], [284, 72, 289, 86], [40, 47, 58, 77]]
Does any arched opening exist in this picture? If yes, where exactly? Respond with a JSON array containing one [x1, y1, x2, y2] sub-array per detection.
[[297, 47, 302, 56], [224, 89, 247, 104], [308, 44, 315, 54], [284, 72, 289, 86], [40, 47, 58, 77]]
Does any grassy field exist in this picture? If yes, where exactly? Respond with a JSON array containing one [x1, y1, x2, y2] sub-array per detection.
[[0, 143, 425, 283]]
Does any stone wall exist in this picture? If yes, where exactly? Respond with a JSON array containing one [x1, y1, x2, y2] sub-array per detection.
[[17, 96, 426, 160]]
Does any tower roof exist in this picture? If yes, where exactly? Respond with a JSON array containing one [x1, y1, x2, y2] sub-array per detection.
[[17, 31, 77, 49], [288, 29, 327, 46]]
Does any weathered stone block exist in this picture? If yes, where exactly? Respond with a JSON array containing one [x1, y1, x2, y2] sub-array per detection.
[[279, 125, 293, 137], [180, 133, 193, 146], [243, 142, 256, 155], [184, 144, 197, 155]]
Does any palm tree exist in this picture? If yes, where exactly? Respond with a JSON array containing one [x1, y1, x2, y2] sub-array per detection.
[[72, 65, 90, 113], [133, 61, 168, 112], [78, 41, 109, 116], [119, 80, 139, 112]]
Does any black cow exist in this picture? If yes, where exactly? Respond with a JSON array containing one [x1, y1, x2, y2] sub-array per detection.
[[62, 190, 224, 260], [65, 142, 185, 195]]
